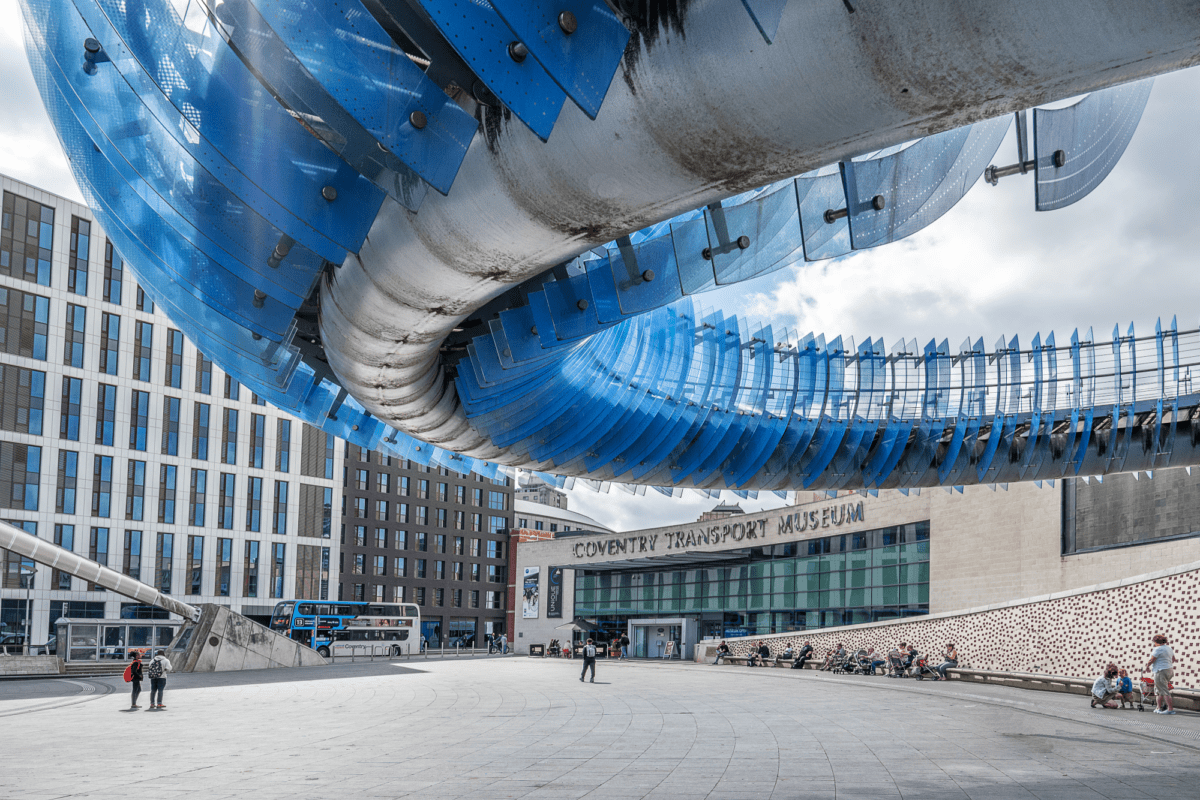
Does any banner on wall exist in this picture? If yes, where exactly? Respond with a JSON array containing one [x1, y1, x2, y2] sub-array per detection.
[[547, 567, 563, 618], [522, 566, 540, 618]]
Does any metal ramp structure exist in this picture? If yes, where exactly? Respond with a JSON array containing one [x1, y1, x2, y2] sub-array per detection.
[[0, 520, 325, 672]]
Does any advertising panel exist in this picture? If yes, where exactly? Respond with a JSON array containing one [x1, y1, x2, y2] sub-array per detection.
[[522, 566, 540, 618], [547, 567, 563, 618]]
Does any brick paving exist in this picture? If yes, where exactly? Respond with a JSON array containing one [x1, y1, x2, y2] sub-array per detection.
[[2, 656, 1199, 799]]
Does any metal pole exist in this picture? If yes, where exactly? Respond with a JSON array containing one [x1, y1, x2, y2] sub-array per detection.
[[22, 567, 36, 656]]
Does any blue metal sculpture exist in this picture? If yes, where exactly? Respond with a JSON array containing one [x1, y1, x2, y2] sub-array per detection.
[[17, 0, 1200, 490]]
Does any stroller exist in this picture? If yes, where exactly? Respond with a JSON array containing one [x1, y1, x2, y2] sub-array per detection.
[[909, 656, 940, 680], [1136, 675, 1174, 711]]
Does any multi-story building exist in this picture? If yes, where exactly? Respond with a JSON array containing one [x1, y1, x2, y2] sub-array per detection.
[[0, 174, 342, 646], [338, 444, 513, 648], [515, 474, 567, 510]]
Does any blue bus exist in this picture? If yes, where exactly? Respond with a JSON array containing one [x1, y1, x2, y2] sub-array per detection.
[[270, 601, 420, 658]]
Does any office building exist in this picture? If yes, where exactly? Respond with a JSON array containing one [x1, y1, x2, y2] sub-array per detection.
[[0, 174, 342, 647]]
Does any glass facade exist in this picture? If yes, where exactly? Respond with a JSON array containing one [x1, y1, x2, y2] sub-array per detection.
[[574, 521, 930, 639]]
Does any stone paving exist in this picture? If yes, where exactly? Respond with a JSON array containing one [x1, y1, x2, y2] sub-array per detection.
[[3, 656, 1200, 800]]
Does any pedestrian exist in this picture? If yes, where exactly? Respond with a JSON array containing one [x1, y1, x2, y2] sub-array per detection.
[[1115, 668, 1136, 709], [1090, 663, 1121, 709], [500, 633, 509, 655], [580, 638, 597, 682], [619, 631, 630, 659], [1143, 634, 1176, 714], [713, 640, 730, 665], [147, 649, 173, 710], [934, 643, 958, 681], [793, 640, 813, 670], [124, 650, 143, 709]]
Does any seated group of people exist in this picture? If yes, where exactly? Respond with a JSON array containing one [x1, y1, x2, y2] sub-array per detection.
[[713, 639, 960, 680]]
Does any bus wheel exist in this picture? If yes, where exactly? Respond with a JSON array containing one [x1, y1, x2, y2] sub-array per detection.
[[317, 646, 330, 659], [391, 645, 401, 657]]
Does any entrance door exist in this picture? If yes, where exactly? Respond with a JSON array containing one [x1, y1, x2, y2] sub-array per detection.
[[633, 625, 648, 658], [650, 626, 668, 658]]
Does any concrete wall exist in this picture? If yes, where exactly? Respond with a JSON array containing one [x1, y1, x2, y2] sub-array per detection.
[[0, 655, 63, 675], [171, 605, 327, 672], [702, 559, 1200, 690], [1073, 469, 1200, 549]]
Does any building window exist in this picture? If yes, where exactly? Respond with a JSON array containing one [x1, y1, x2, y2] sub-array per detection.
[[472, 513, 482, 532], [488, 516, 508, 534], [375, 527, 387, 548], [454, 510, 465, 530], [1, 191, 54, 285], [99, 312, 119, 374], [437, 482, 448, 502], [452, 589, 462, 608], [128, 390, 149, 451], [416, 532, 427, 552], [216, 538, 232, 597], [434, 534, 446, 553], [270, 543, 286, 598], [487, 540, 504, 560], [485, 591, 502, 610], [67, 216, 90, 294], [397, 502, 409, 523], [125, 460, 145, 521], [218, 473, 235, 529], [224, 374, 240, 401], [377, 473, 390, 493], [487, 565, 503, 583], [394, 530, 407, 550], [103, 239, 122, 304], [353, 525, 366, 547], [435, 560, 446, 580], [189, 469, 207, 526], [192, 402, 210, 460], [133, 320, 153, 382], [88, 527, 109, 590], [455, 485, 465, 504], [488, 491, 506, 511], [136, 284, 154, 313], [195, 351, 212, 394], [472, 488, 483, 506], [52, 524, 74, 589], [353, 497, 367, 518], [374, 499, 389, 521], [373, 555, 386, 576], [246, 476, 262, 532], [355, 469, 368, 490], [470, 538, 481, 557], [0, 287, 50, 360], [469, 590, 479, 608], [518, 518, 528, 528], [0, 365, 44, 435], [416, 559, 427, 579], [63, 303, 85, 367], [273, 481, 288, 535], [91, 454, 112, 517], [452, 562, 462, 581], [434, 588, 444, 607], [159, 465, 178, 524], [453, 536, 464, 555], [418, 479, 429, 500], [56, 450, 78, 514], [221, 408, 238, 464], [399, 476, 409, 496], [156, 532, 173, 594], [435, 508, 447, 528], [276, 419, 291, 472], [244, 541, 260, 597], [123, 530, 142, 582], [187, 535, 204, 595], [250, 414, 265, 469], [416, 506, 428, 525], [470, 563, 480, 582], [161, 396, 180, 456], [162, 329, 184, 388], [393, 557, 406, 577], [59, 376, 82, 441]]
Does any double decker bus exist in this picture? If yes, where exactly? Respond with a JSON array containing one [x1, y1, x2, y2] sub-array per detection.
[[270, 601, 420, 658]]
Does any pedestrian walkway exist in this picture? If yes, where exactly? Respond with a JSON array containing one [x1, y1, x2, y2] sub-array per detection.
[[2, 658, 1198, 799]]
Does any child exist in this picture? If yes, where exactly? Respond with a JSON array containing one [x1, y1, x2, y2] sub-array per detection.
[[1115, 668, 1135, 709]]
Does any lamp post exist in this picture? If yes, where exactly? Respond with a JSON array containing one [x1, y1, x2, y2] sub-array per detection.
[[20, 565, 37, 656]]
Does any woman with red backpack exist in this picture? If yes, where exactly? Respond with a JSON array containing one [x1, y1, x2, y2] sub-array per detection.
[[123, 651, 143, 709]]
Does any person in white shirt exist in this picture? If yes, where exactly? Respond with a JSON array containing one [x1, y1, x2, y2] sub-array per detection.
[[147, 650, 173, 710], [1144, 634, 1176, 714], [1090, 664, 1120, 709], [580, 638, 598, 683]]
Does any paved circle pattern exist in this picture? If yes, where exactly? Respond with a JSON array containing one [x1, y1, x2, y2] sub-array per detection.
[[3, 657, 1199, 799]]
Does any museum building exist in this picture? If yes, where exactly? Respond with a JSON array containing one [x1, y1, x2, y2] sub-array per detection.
[[511, 469, 1200, 659]]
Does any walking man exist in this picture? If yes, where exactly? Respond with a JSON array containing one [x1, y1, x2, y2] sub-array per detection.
[[619, 631, 630, 659], [1144, 633, 1176, 714], [500, 633, 509, 654], [147, 649, 173, 710], [124, 650, 143, 709], [580, 638, 598, 683]]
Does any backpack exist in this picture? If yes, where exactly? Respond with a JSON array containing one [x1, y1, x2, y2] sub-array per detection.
[[148, 657, 164, 679], [123, 663, 135, 683], [585, 644, 596, 657]]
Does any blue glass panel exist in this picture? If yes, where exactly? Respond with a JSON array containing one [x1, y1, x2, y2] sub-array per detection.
[[795, 170, 850, 260], [706, 183, 802, 285], [672, 217, 717, 295], [1034, 79, 1153, 211], [489, 0, 629, 119], [416, 0, 565, 141], [740, 0, 789, 43], [251, 0, 478, 195], [592, 237, 685, 319]]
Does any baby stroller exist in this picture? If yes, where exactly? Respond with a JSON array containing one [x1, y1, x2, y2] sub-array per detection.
[[1136, 675, 1173, 711], [909, 656, 939, 681]]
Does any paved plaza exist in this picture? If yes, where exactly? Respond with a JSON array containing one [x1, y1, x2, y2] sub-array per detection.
[[3, 657, 1199, 800]]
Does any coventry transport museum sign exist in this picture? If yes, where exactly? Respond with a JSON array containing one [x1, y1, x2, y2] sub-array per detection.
[[570, 501, 866, 559]]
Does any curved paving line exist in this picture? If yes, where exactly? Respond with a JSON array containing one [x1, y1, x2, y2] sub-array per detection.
[[0, 678, 114, 718]]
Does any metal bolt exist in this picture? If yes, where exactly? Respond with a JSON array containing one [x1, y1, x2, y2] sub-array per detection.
[[531, 326, 538, 336], [1053, 149, 1067, 168], [472, 81, 497, 106], [871, 194, 886, 211], [409, 110, 427, 130], [641, 269, 655, 282], [736, 235, 751, 250], [558, 10, 578, 34], [321, 185, 338, 202], [251, 332, 262, 341], [701, 247, 712, 260], [84, 38, 101, 54], [253, 289, 267, 309], [576, 299, 589, 311], [508, 42, 528, 63]]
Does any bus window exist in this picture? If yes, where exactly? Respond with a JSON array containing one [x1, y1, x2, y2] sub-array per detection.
[[297, 603, 316, 616]]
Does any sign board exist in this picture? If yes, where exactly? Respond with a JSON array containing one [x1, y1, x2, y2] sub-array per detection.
[[522, 566, 540, 618], [664, 640, 675, 657], [547, 567, 563, 618]]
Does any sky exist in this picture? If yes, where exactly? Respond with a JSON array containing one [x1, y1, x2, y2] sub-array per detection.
[[2, 0, 1199, 531]]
